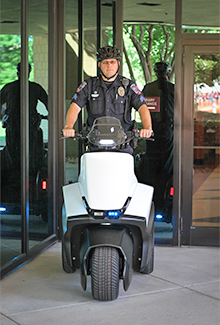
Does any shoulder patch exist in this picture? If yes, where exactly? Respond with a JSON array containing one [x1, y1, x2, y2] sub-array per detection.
[[73, 93, 78, 100], [140, 95, 146, 103], [76, 81, 87, 93], [130, 83, 141, 95]]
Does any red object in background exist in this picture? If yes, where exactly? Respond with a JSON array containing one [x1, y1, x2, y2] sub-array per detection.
[[42, 180, 47, 190], [170, 187, 174, 196]]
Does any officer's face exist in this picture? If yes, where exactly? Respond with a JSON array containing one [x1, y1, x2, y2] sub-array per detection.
[[99, 59, 120, 80]]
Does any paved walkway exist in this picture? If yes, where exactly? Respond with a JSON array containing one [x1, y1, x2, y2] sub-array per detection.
[[0, 243, 219, 325]]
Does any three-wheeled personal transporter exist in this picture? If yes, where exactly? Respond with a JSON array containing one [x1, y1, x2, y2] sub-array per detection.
[[62, 117, 154, 301]]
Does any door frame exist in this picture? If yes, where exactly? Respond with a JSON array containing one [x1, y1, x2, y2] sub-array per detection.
[[181, 35, 220, 246]]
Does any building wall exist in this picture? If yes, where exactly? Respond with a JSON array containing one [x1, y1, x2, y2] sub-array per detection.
[[33, 36, 48, 93]]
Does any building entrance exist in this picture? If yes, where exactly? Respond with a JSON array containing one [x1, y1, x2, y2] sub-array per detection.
[[182, 40, 220, 246]]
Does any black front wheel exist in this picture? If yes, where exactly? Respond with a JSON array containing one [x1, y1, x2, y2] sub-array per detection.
[[91, 246, 120, 301]]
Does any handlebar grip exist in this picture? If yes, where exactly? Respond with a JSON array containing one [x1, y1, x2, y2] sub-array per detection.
[[60, 131, 87, 140], [74, 132, 82, 138], [39, 114, 48, 120]]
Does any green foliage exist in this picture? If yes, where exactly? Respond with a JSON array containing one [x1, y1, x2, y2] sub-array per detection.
[[194, 54, 220, 86], [107, 30, 114, 46], [0, 35, 21, 86], [123, 24, 175, 88], [123, 24, 219, 90], [123, 28, 144, 86], [0, 35, 34, 89]]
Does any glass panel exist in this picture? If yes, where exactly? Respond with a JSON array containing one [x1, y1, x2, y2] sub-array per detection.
[[83, 0, 97, 131], [0, 4, 22, 267], [124, 23, 175, 244], [139, 71, 174, 243], [193, 54, 220, 229], [28, 0, 51, 248], [102, 0, 113, 46], [65, 0, 79, 183], [84, 0, 97, 78]]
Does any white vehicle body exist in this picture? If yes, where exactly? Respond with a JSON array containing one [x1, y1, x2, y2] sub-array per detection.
[[63, 151, 153, 224], [62, 116, 155, 301]]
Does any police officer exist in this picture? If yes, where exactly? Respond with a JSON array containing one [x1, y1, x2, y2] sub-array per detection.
[[63, 45, 153, 144], [140, 61, 174, 221]]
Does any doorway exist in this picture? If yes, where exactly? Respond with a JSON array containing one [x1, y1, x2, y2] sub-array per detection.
[[182, 40, 220, 246]]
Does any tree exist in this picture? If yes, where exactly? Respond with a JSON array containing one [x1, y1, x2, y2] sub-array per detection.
[[123, 25, 219, 89], [123, 24, 175, 87]]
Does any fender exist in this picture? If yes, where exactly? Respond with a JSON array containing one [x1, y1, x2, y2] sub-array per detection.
[[79, 226, 134, 292]]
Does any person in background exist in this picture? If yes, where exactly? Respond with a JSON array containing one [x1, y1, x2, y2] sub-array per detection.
[[140, 61, 174, 221], [0, 62, 48, 171]]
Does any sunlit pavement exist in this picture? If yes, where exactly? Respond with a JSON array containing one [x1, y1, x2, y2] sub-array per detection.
[[1, 242, 219, 325]]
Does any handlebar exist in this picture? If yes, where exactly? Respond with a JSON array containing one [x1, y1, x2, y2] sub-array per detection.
[[60, 129, 88, 140], [39, 114, 48, 120], [60, 129, 154, 143]]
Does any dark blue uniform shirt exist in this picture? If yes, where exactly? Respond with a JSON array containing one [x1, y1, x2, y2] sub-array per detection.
[[71, 74, 146, 131]]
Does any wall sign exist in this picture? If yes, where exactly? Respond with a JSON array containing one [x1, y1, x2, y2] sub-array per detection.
[[145, 97, 160, 112]]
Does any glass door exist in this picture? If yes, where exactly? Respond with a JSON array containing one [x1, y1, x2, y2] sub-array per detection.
[[0, 0, 58, 278], [192, 53, 220, 245], [182, 43, 220, 246]]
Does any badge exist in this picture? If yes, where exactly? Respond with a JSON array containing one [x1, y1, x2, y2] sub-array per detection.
[[118, 86, 125, 97], [76, 81, 87, 93], [91, 91, 99, 98], [130, 84, 141, 95]]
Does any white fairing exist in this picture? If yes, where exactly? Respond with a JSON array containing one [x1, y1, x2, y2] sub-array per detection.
[[62, 151, 154, 221], [126, 183, 154, 225], [78, 152, 137, 210], [63, 182, 87, 217]]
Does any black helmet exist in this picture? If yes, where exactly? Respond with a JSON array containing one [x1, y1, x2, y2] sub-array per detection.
[[154, 61, 171, 76], [16, 62, 32, 78], [96, 45, 122, 62], [16, 62, 32, 73]]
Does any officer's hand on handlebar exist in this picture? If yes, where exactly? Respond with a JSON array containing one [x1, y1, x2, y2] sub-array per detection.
[[62, 127, 75, 138], [139, 128, 153, 138]]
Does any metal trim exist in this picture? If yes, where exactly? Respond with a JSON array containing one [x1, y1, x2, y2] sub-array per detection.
[[21, 0, 29, 254]]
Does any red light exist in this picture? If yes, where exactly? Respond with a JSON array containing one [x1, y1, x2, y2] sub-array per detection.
[[42, 180, 47, 190], [170, 187, 174, 196]]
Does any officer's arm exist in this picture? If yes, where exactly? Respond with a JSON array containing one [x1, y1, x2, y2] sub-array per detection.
[[138, 104, 153, 138], [62, 102, 81, 137]]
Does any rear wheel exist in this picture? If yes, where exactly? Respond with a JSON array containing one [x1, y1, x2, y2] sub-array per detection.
[[91, 246, 120, 301], [62, 242, 74, 273], [141, 247, 154, 274]]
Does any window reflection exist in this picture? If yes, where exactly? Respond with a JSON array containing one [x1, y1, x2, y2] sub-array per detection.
[[0, 35, 22, 268], [65, 0, 79, 183], [0, 0, 52, 269], [28, 1, 50, 248], [193, 54, 220, 229]]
